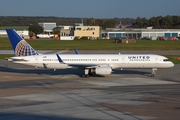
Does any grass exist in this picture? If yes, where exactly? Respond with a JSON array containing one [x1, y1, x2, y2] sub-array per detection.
[[1, 37, 180, 64], [0, 54, 13, 59], [0, 37, 180, 50], [0, 26, 29, 30]]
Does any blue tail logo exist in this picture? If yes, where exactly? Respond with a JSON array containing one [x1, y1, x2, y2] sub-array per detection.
[[6, 29, 39, 56]]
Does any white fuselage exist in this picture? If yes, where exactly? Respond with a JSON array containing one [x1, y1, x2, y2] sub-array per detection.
[[10, 54, 174, 69]]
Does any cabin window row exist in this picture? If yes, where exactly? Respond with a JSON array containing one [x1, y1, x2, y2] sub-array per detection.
[[63, 59, 98, 61], [43, 59, 58, 61], [42, 59, 119, 62]]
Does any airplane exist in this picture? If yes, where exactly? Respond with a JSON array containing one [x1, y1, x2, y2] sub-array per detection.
[[6, 29, 174, 78]]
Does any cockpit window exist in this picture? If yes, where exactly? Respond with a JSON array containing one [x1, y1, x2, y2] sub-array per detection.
[[163, 59, 170, 62]]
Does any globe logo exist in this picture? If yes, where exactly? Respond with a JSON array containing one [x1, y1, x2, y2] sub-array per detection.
[[15, 40, 38, 56]]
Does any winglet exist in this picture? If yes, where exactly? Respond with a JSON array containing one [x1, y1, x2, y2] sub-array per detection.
[[56, 54, 65, 64], [74, 48, 79, 54]]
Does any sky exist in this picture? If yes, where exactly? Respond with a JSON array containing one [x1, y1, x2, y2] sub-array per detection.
[[0, 0, 179, 19]]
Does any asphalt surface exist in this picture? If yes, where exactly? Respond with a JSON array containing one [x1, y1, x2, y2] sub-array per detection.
[[0, 59, 180, 120]]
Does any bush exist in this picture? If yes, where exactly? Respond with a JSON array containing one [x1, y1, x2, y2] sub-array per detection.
[[74, 37, 79, 40], [80, 37, 89, 40]]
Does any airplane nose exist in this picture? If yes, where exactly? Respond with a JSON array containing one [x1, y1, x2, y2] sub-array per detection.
[[170, 62, 174, 67]]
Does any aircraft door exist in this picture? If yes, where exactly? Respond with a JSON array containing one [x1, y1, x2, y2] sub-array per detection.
[[121, 57, 126, 64], [35, 57, 38, 63], [34, 56, 39, 68], [155, 58, 158, 64]]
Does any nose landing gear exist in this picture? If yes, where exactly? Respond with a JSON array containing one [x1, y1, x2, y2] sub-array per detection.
[[151, 68, 157, 77]]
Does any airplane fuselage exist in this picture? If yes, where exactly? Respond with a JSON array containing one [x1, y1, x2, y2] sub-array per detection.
[[10, 54, 174, 69]]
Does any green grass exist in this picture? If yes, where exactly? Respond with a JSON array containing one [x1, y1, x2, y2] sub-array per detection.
[[1, 37, 180, 64], [0, 26, 29, 30], [0, 54, 14, 59], [0, 37, 180, 50]]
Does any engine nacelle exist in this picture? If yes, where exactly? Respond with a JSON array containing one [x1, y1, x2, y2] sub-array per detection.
[[95, 66, 112, 75]]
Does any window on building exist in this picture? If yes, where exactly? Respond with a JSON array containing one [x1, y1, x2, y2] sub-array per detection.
[[76, 28, 81, 30]]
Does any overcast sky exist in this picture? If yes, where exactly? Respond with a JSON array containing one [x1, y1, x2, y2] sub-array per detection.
[[0, 0, 179, 18]]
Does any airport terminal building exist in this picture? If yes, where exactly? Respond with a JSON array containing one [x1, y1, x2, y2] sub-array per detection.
[[1, 23, 180, 40], [103, 28, 180, 39], [38, 23, 56, 32]]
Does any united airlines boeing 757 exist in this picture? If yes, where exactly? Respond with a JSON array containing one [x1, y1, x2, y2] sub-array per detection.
[[6, 29, 174, 77]]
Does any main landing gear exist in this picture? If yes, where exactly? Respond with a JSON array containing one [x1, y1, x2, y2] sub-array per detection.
[[82, 69, 92, 78], [151, 68, 157, 77], [82, 74, 90, 78]]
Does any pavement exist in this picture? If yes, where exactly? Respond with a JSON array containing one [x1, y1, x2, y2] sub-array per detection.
[[0, 59, 180, 120]]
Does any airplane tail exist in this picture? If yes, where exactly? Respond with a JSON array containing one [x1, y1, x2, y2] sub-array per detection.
[[6, 29, 39, 56]]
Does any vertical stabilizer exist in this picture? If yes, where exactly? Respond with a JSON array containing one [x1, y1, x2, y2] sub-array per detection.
[[6, 29, 39, 56]]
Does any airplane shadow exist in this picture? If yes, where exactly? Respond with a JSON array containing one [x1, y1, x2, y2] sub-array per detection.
[[0, 66, 151, 77], [0, 112, 89, 120], [0, 66, 81, 75]]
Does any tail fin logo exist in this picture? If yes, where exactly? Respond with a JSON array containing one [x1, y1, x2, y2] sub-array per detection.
[[6, 29, 39, 56], [15, 40, 39, 56]]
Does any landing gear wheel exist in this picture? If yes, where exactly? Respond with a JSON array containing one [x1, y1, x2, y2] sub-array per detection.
[[88, 73, 93, 76], [151, 68, 157, 77], [151, 74, 155, 77], [82, 74, 90, 78], [85, 74, 90, 78], [82, 74, 86, 78], [82, 68, 91, 78]]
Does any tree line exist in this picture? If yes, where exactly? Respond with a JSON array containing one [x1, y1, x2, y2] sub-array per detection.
[[133, 15, 180, 29], [0, 16, 135, 29], [0, 16, 180, 29]]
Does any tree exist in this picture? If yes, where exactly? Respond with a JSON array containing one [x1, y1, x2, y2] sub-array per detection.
[[103, 19, 116, 29], [95, 19, 104, 27], [149, 17, 160, 28], [84, 18, 95, 26], [53, 27, 61, 34], [135, 17, 143, 28], [28, 24, 43, 35]]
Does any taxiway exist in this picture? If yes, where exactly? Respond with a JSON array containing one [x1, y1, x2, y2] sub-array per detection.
[[0, 59, 180, 120]]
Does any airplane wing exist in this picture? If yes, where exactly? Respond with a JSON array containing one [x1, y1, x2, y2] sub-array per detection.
[[66, 63, 97, 68], [42, 48, 78, 55], [41, 49, 69, 54], [56, 54, 97, 68]]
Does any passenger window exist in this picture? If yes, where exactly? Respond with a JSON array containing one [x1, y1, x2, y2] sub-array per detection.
[[163, 59, 170, 62]]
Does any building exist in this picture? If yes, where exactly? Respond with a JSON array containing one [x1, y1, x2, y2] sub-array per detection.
[[38, 23, 56, 33], [73, 25, 100, 39], [58, 25, 73, 36], [103, 28, 180, 39], [0, 30, 7, 36], [0, 30, 29, 38]]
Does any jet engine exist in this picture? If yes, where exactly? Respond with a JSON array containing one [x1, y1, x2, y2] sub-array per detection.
[[95, 66, 112, 75]]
